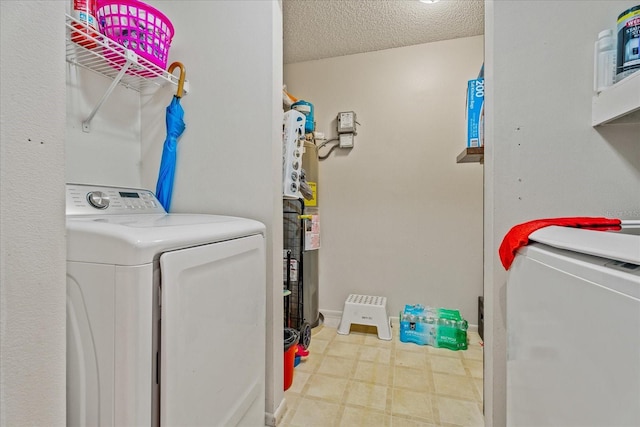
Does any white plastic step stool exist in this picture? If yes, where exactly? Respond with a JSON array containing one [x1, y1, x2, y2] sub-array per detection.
[[337, 294, 392, 340]]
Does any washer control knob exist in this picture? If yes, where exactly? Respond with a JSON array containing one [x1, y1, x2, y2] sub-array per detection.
[[87, 191, 110, 209]]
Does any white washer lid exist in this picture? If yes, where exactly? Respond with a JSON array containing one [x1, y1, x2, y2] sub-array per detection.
[[67, 213, 265, 265], [528, 221, 640, 265]]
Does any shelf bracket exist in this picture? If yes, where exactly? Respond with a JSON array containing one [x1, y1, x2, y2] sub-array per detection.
[[82, 50, 136, 132]]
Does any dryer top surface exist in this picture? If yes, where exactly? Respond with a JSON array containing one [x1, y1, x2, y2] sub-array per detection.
[[527, 221, 640, 265]]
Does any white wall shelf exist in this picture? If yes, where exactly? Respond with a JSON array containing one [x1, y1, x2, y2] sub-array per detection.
[[65, 14, 186, 132], [592, 71, 640, 126]]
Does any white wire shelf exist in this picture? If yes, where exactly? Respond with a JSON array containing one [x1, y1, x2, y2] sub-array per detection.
[[65, 14, 185, 131]]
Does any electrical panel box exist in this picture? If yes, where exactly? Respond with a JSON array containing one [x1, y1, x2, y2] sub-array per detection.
[[337, 111, 356, 134], [339, 133, 354, 148]]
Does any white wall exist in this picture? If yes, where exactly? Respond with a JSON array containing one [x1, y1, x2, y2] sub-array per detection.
[[484, 1, 640, 425], [0, 1, 67, 425], [65, 0, 142, 186], [66, 69, 141, 187], [284, 36, 485, 325]]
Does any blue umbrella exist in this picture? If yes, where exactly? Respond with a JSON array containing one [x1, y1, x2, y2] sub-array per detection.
[[156, 62, 186, 211]]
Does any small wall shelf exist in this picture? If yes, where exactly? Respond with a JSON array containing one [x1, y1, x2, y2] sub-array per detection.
[[65, 14, 186, 132], [456, 147, 484, 164], [592, 71, 640, 126]]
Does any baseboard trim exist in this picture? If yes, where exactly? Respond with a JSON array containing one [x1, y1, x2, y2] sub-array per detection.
[[318, 309, 342, 328], [319, 310, 478, 333], [264, 398, 287, 427]]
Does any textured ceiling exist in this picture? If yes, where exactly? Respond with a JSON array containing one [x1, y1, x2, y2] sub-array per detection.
[[283, 0, 485, 64]]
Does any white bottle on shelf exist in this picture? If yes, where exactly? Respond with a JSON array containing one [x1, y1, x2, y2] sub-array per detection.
[[594, 29, 616, 93]]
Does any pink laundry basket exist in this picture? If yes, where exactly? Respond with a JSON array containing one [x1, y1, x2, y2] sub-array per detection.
[[95, 0, 174, 76]]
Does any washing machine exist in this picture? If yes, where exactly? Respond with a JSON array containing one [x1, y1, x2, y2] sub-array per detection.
[[506, 220, 640, 426], [66, 183, 266, 427]]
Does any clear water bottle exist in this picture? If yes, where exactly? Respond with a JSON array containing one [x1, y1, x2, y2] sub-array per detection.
[[594, 29, 616, 92]]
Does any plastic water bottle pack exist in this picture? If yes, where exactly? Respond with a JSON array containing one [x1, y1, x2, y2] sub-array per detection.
[[399, 304, 468, 351]]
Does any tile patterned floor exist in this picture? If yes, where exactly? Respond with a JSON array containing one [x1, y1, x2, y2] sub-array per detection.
[[281, 322, 484, 427]]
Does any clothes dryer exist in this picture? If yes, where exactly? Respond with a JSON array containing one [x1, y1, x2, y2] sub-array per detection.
[[506, 221, 640, 426], [66, 183, 266, 426]]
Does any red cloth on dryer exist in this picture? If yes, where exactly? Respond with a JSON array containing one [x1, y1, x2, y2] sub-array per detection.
[[499, 217, 621, 270]]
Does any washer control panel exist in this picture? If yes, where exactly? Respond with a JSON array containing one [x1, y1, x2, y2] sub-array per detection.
[[66, 183, 167, 215]]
